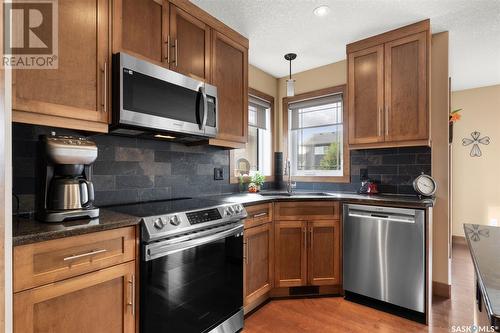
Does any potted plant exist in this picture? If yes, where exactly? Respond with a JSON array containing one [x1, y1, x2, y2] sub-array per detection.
[[249, 171, 265, 192]]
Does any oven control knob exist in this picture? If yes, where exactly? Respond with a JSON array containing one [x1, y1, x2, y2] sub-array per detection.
[[169, 215, 180, 226], [234, 205, 242, 213], [227, 206, 235, 215], [153, 218, 163, 229]]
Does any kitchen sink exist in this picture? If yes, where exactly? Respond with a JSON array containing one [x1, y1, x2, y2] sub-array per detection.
[[259, 191, 332, 197]]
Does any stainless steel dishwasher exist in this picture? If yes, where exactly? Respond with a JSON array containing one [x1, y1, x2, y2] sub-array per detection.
[[343, 204, 425, 314]]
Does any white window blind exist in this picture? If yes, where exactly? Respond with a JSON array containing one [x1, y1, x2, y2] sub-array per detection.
[[248, 95, 270, 130]]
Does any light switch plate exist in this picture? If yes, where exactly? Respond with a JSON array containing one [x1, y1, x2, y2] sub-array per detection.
[[214, 167, 224, 180]]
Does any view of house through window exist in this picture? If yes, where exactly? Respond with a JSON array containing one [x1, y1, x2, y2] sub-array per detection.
[[232, 94, 272, 178], [288, 93, 344, 177]]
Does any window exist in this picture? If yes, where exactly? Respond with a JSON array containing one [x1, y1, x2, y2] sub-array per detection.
[[231, 90, 273, 181], [285, 86, 348, 181]]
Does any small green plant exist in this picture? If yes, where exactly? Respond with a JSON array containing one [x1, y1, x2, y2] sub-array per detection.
[[251, 171, 265, 187]]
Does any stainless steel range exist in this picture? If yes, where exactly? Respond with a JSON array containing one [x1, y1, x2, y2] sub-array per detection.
[[109, 198, 247, 333]]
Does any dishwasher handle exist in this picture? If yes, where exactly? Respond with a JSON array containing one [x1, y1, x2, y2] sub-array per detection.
[[348, 210, 415, 223]]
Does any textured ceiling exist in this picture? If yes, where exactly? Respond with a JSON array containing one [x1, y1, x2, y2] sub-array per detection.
[[190, 0, 500, 91]]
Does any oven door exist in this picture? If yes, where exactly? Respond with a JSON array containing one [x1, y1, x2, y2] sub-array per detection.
[[141, 223, 243, 333], [113, 52, 217, 137]]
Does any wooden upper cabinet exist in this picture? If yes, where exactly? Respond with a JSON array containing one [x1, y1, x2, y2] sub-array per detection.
[[348, 45, 385, 145], [210, 30, 248, 145], [13, 0, 110, 132], [347, 19, 430, 149], [169, 4, 211, 81], [113, 0, 168, 65], [274, 221, 307, 288], [307, 220, 340, 286], [384, 32, 428, 142], [14, 261, 136, 333]]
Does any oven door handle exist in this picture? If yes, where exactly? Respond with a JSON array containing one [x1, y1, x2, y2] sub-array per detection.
[[145, 223, 244, 261]]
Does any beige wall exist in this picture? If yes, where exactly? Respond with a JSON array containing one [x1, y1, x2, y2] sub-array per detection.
[[431, 32, 451, 287], [451, 84, 500, 236], [277, 60, 347, 152]]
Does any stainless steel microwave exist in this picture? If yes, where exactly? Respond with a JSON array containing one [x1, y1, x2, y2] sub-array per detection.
[[111, 52, 217, 138]]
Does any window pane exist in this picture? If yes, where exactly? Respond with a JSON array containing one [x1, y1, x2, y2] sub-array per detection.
[[233, 99, 272, 178], [289, 125, 343, 177], [290, 101, 342, 129]]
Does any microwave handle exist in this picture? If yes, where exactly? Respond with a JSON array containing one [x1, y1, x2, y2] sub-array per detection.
[[199, 86, 208, 131]]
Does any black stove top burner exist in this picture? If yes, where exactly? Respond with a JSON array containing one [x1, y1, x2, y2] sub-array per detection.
[[106, 197, 224, 217]]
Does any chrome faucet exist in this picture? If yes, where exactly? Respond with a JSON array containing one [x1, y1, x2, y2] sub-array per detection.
[[284, 160, 296, 194]]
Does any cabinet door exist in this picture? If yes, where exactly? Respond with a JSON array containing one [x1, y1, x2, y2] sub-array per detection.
[[244, 223, 274, 307], [274, 221, 307, 287], [113, 0, 168, 65], [169, 4, 210, 81], [348, 45, 385, 145], [307, 220, 341, 286], [13, 0, 110, 126], [211, 30, 248, 144], [384, 32, 428, 142], [14, 261, 136, 333]]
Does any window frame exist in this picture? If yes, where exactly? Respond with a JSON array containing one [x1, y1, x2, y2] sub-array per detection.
[[230, 88, 275, 184], [283, 85, 350, 183]]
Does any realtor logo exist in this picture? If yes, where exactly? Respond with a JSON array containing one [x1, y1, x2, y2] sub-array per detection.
[[3, 0, 58, 68]]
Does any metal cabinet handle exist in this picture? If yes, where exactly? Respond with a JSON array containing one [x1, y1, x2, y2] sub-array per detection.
[[385, 106, 389, 136], [127, 274, 135, 316], [173, 39, 178, 67], [378, 107, 383, 137], [164, 35, 170, 63], [309, 227, 313, 249], [303, 227, 307, 248], [243, 241, 247, 264], [253, 212, 268, 218], [63, 248, 107, 261], [102, 61, 107, 113]]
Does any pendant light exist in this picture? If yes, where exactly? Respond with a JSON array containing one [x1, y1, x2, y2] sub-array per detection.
[[284, 53, 297, 97]]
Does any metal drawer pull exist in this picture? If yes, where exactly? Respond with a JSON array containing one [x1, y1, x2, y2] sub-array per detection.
[[253, 212, 267, 218], [127, 275, 136, 316], [102, 61, 108, 113], [63, 249, 107, 261]]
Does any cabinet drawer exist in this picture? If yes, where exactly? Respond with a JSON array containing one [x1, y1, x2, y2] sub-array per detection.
[[14, 227, 136, 292], [244, 203, 273, 229], [275, 201, 339, 220]]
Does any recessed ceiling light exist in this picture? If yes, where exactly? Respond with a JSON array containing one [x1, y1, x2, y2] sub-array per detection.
[[313, 5, 330, 17]]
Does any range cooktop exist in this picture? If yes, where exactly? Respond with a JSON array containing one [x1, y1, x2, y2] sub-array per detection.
[[107, 198, 247, 242]]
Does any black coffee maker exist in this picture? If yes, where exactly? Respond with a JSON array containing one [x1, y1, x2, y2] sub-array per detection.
[[36, 133, 99, 222]]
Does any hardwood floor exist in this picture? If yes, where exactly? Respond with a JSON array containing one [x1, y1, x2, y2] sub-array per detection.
[[243, 241, 475, 333]]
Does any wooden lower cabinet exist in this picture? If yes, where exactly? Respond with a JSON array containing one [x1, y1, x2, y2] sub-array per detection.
[[14, 261, 136, 333], [275, 220, 341, 288], [308, 220, 341, 286], [244, 222, 274, 312]]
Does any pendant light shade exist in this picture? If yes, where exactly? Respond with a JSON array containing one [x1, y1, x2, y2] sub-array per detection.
[[284, 53, 297, 97]]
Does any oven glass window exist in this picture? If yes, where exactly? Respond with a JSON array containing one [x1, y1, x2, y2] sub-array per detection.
[[141, 234, 243, 333]]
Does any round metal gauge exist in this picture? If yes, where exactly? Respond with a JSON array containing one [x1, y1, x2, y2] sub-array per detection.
[[413, 173, 437, 197]]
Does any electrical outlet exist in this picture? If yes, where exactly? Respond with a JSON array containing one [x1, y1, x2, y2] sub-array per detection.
[[214, 167, 224, 180], [360, 168, 368, 181]]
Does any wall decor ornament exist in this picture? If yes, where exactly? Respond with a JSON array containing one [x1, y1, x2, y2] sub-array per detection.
[[462, 131, 490, 157]]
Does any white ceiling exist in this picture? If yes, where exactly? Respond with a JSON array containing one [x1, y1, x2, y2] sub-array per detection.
[[190, 0, 500, 91]]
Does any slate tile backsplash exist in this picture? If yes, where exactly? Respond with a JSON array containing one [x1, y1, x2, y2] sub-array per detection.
[[12, 123, 238, 213], [12, 123, 431, 214]]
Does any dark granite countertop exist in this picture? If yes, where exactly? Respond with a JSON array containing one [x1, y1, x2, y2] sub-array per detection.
[[13, 191, 433, 246], [13, 209, 141, 246], [464, 224, 500, 329], [213, 191, 435, 209]]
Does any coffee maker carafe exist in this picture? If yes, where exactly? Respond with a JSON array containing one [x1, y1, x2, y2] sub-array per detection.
[[37, 133, 99, 222]]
